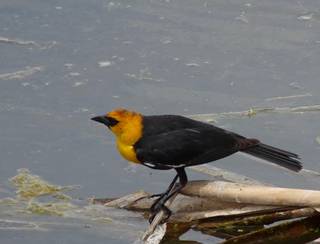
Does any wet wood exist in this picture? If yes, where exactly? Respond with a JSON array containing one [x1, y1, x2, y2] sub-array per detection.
[[194, 207, 317, 239], [221, 213, 320, 244], [93, 180, 320, 243], [181, 180, 320, 207]]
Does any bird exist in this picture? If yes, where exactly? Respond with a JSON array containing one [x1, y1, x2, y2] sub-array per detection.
[[91, 108, 302, 222]]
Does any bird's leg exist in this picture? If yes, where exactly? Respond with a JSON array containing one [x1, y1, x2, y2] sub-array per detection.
[[163, 167, 188, 201], [149, 174, 178, 223], [150, 174, 179, 209], [149, 168, 188, 223]]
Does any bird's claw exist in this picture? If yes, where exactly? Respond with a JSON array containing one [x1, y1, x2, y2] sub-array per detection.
[[148, 204, 172, 224], [148, 193, 163, 199]]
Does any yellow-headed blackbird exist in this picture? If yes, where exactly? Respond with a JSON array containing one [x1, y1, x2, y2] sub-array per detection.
[[91, 108, 302, 221]]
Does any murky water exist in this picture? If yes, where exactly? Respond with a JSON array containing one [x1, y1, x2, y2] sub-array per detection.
[[1, 0, 320, 243]]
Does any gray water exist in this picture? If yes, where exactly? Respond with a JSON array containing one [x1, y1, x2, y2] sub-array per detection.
[[1, 0, 320, 243]]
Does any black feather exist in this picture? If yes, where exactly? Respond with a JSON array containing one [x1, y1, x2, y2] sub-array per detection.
[[134, 127, 238, 169], [134, 114, 302, 172], [243, 144, 302, 172]]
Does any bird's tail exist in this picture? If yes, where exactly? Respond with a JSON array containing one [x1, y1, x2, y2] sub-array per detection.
[[241, 140, 302, 172]]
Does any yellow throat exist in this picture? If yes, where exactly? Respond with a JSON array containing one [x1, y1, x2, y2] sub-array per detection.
[[107, 109, 143, 164], [116, 140, 140, 163]]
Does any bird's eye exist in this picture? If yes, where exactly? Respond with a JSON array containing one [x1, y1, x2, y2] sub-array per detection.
[[107, 117, 119, 127]]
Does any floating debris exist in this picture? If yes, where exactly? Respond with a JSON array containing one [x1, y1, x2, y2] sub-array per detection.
[[0, 36, 56, 49], [0, 197, 18, 205], [0, 36, 41, 47], [235, 11, 249, 24], [0, 219, 40, 230], [21, 82, 30, 87], [64, 63, 74, 69], [289, 81, 304, 89], [125, 67, 164, 82], [160, 37, 172, 44], [98, 61, 113, 67], [72, 81, 85, 87], [297, 12, 314, 21], [107, 2, 121, 11], [185, 63, 200, 67], [68, 72, 81, 77], [0, 66, 43, 80], [189, 104, 320, 122], [265, 93, 312, 101], [247, 107, 257, 117]]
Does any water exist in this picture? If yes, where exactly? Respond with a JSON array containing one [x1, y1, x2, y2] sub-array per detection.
[[1, 0, 320, 243]]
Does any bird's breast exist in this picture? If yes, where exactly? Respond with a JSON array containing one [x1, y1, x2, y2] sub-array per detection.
[[116, 140, 140, 163]]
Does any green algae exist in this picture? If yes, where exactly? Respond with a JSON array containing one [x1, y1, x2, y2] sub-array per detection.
[[10, 168, 74, 200], [26, 201, 77, 216], [0, 169, 78, 217]]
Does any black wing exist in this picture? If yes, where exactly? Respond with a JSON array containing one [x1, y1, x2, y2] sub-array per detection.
[[141, 115, 213, 137], [134, 127, 239, 169], [138, 115, 302, 172]]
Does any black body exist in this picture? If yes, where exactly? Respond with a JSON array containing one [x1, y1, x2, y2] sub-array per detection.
[[134, 115, 302, 172]]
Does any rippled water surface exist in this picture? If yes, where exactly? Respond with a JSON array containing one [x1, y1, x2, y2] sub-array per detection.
[[1, 0, 320, 243]]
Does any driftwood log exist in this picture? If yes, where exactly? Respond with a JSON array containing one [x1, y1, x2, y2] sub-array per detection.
[[181, 180, 320, 207], [93, 180, 320, 243]]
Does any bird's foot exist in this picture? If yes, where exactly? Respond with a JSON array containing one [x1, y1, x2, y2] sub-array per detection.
[[148, 204, 172, 224], [148, 193, 163, 199], [150, 193, 166, 213]]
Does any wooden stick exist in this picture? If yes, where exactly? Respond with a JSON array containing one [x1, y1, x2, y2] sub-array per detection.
[[181, 181, 320, 207], [102, 190, 149, 208]]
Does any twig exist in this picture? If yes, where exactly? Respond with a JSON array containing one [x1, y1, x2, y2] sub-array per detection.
[[188, 104, 320, 122], [0, 66, 43, 80], [0, 36, 41, 47], [102, 190, 149, 208]]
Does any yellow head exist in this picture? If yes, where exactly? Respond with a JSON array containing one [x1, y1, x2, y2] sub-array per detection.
[[91, 108, 143, 145]]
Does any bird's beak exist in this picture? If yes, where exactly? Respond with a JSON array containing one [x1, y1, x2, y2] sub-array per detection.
[[91, 115, 111, 126]]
